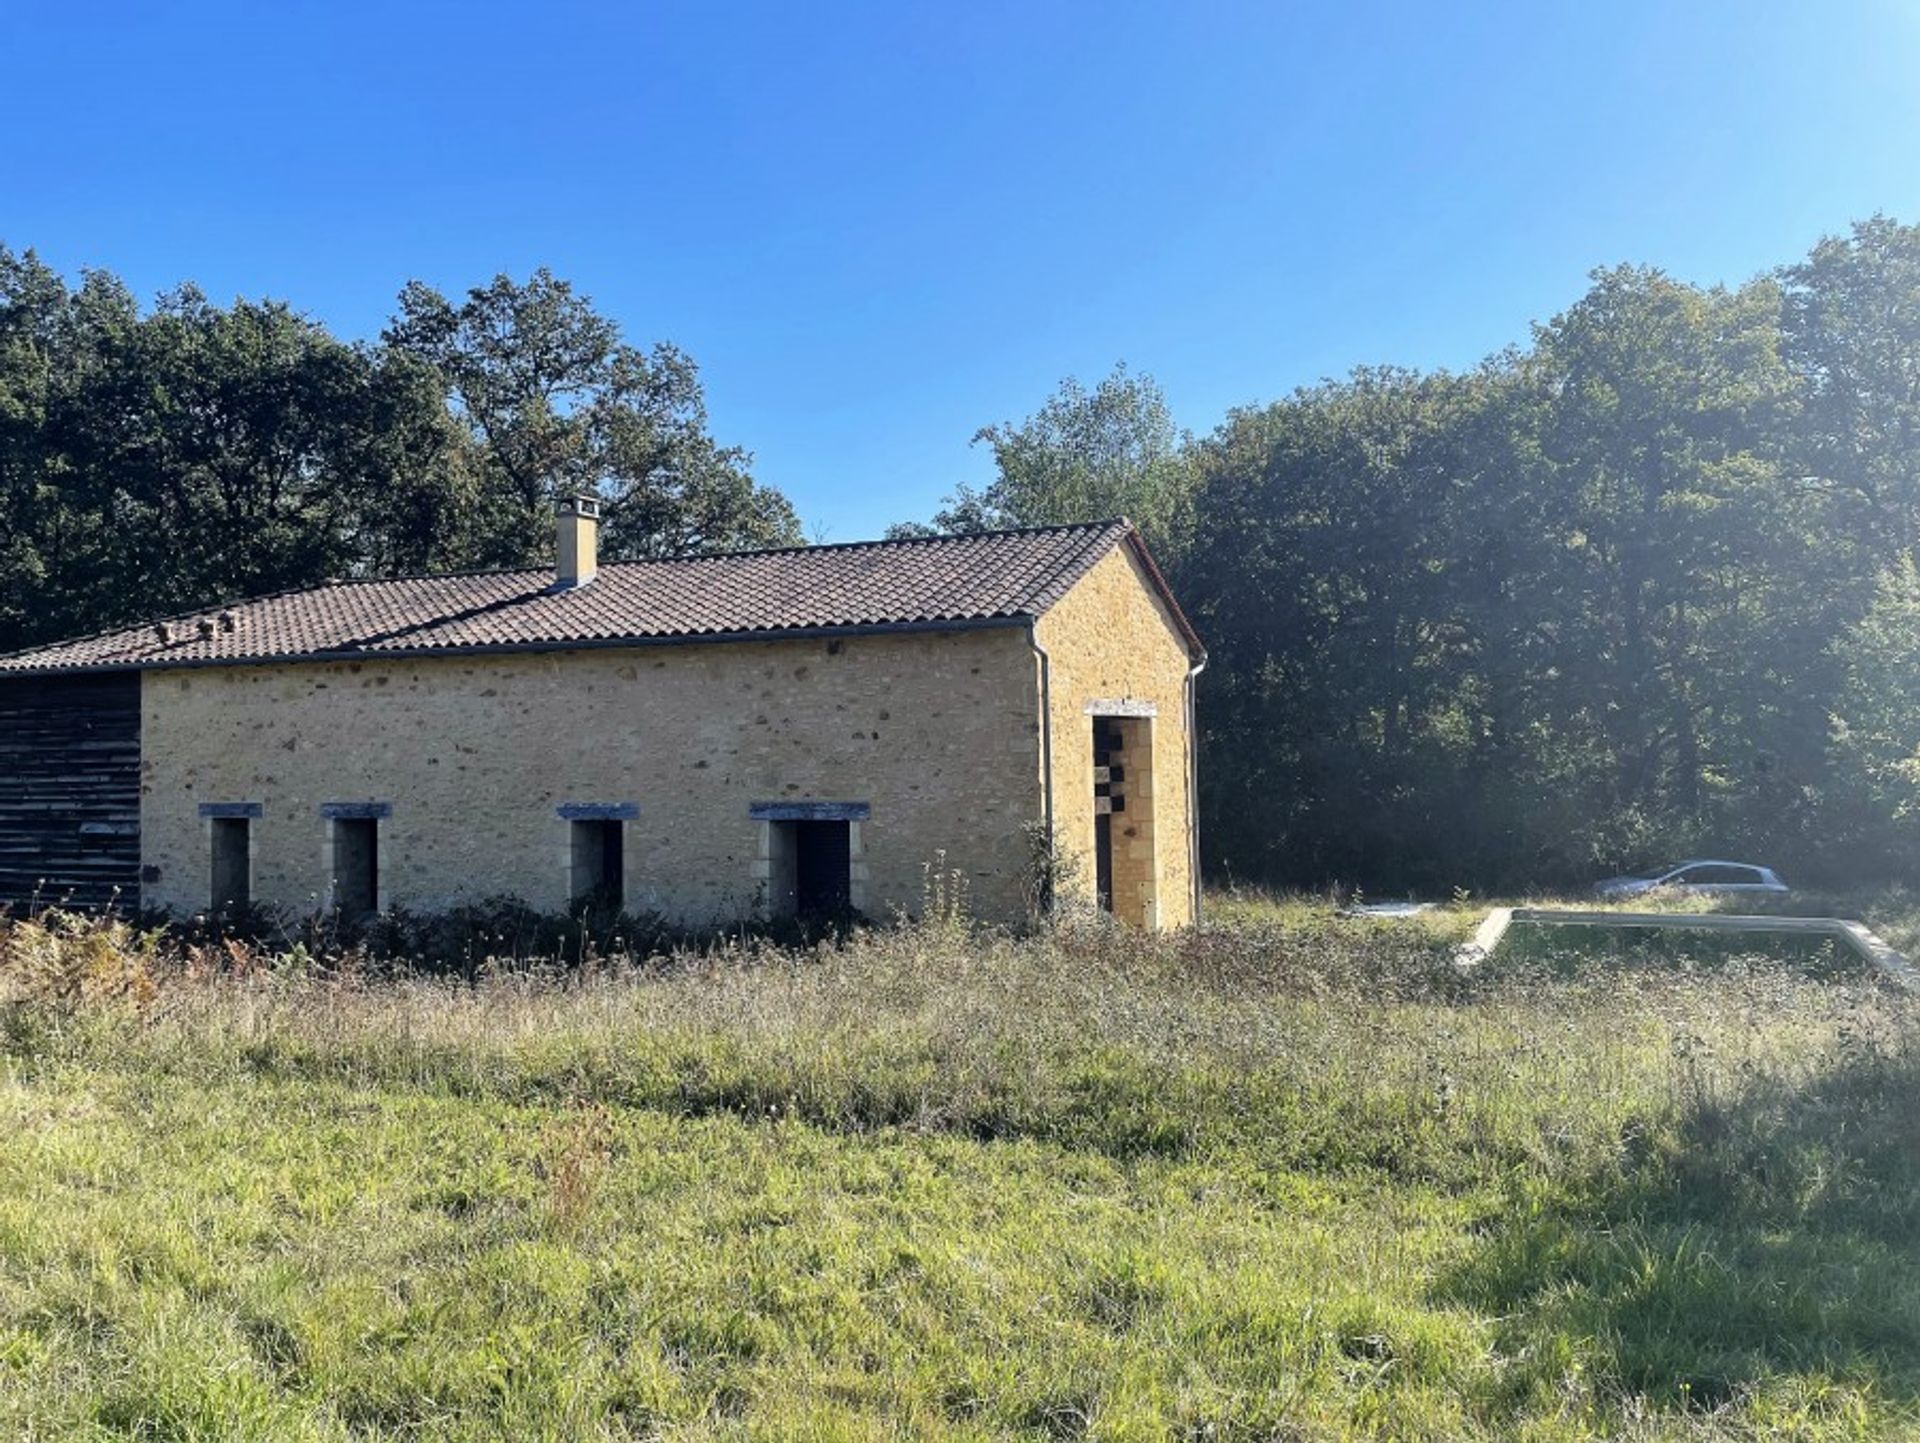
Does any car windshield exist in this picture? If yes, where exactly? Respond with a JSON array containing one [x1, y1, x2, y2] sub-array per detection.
[[1630, 864, 1677, 881]]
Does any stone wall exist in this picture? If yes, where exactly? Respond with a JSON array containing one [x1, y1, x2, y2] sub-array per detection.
[[138, 626, 1042, 926], [1036, 544, 1199, 929]]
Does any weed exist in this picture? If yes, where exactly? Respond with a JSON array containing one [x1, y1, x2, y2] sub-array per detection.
[[0, 908, 160, 1020], [539, 1097, 616, 1233]]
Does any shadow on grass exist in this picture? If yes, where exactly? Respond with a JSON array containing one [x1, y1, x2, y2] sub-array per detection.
[[1442, 1030, 1920, 1420]]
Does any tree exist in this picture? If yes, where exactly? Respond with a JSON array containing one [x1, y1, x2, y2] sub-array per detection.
[[1183, 262, 1867, 892], [0, 253, 804, 659], [895, 364, 1197, 558], [12, 220, 1920, 898], [1829, 558, 1920, 860], [1522, 268, 1817, 851], [0, 248, 67, 650], [385, 270, 801, 565], [1185, 365, 1519, 884], [0, 256, 450, 651], [1782, 215, 1920, 559]]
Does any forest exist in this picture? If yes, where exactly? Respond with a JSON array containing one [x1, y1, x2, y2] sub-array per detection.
[[6, 216, 1920, 893]]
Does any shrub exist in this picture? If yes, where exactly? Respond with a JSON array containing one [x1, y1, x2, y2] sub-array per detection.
[[0, 908, 161, 1019]]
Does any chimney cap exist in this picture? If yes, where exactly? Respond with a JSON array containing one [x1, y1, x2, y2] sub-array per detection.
[[560, 493, 602, 519]]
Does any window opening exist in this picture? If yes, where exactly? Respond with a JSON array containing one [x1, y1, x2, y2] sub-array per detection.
[[570, 818, 625, 909], [332, 817, 379, 918], [210, 817, 250, 910]]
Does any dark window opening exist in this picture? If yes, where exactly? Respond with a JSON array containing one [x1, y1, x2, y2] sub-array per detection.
[[769, 819, 852, 920], [1094, 813, 1114, 912], [332, 817, 379, 918], [571, 818, 625, 909], [210, 817, 250, 910]]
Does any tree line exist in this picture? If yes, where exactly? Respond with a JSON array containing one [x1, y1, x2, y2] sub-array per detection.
[[0, 259, 800, 656], [894, 217, 1920, 891], [8, 218, 1920, 891]]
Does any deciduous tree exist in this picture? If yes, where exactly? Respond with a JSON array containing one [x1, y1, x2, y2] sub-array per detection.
[[385, 269, 800, 565]]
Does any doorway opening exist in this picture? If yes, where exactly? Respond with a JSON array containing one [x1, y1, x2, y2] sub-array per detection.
[[753, 802, 868, 924], [1089, 713, 1158, 927], [793, 820, 851, 918], [768, 819, 852, 921], [1093, 717, 1122, 912]]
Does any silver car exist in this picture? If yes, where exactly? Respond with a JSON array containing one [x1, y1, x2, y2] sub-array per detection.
[[1593, 859, 1789, 899]]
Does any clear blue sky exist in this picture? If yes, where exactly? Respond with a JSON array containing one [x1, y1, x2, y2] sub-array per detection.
[[6, 2, 1918, 540]]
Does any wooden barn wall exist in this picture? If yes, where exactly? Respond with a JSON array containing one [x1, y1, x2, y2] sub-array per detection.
[[0, 673, 141, 911]]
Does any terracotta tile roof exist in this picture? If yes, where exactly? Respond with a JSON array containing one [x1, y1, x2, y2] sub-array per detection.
[[0, 519, 1202, 675]]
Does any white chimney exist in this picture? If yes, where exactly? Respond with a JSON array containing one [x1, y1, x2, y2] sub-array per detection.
[[557, 495, 601, 589]]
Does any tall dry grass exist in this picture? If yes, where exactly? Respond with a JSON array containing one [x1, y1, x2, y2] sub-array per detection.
[[5, 902, 1909, 1183]]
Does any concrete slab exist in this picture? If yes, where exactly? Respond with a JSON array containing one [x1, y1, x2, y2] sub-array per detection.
[[1467, 907, 1920, 992], [1451, 906, 1513, 971], [1343, 900, 1435, 918]]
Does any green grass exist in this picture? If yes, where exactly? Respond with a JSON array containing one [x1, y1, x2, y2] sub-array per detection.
[[1488, 921, 1867, 978], [2, 908, 1917, 1440], [1202, 887, 1487, 944]]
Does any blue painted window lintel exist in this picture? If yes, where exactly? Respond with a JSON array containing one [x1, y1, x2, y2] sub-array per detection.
[[557, 802, 640, 821], [749, 801, 871, 823]]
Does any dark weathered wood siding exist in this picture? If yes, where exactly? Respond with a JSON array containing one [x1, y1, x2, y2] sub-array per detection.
[[0, 673, 141, 910]]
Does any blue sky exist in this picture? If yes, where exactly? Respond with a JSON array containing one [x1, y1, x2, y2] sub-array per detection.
[[6, 2, 1918, 540]]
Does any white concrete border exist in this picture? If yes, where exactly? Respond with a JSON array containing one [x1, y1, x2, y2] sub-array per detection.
[[1451, 907, 1513, 970], [1455, 906, 1917, 992]]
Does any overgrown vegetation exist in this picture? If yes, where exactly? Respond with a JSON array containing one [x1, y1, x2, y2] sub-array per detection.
[[3, 904, 1915, 1439]]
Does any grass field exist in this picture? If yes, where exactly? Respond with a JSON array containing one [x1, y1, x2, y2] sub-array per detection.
[[2, 902, 1917, 1440]]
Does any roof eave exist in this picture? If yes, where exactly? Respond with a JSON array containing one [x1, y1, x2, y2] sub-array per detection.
[[0, 614, 1040, 679]]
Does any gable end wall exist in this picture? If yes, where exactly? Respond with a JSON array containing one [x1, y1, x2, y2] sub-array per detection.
[[1035, 545, 1197, 928]]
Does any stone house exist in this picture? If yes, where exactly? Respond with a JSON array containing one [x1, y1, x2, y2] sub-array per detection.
[[0, 503, 1205, 929]]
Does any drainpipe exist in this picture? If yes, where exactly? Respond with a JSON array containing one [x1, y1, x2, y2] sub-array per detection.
[[1185, 654, 1207, 926], [1029, 625, 1055, 911]]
